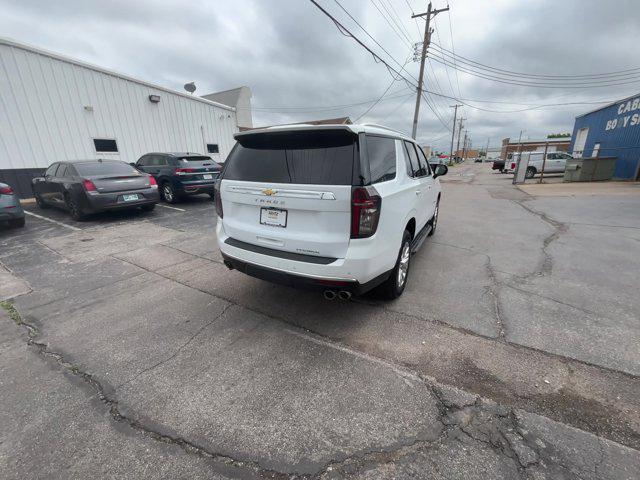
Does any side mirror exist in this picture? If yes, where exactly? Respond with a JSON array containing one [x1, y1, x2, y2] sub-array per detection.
[[129, 162, 137, 167], [434, 164, 448, 178]]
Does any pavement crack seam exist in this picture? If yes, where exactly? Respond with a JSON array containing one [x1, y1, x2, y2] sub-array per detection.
[[115, 302, 234, 389], [511, 198, 568, 279], [0, 300, 294, 480]]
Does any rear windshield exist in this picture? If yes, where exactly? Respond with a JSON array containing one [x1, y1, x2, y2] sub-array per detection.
[[74, 161, 139, 176], [223, 130, 356, 185]]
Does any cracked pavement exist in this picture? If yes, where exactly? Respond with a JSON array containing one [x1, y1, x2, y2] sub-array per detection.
[[1, 164, 639, 479]]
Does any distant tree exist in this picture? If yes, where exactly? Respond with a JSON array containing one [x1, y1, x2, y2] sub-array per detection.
[[547, 133, 572, 138]]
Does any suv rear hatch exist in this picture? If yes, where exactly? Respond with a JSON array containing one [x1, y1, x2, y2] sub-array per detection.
[[220, 129, 357, 259], [174, 156, 220, 183]]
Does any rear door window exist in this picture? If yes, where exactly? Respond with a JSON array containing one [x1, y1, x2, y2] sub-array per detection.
[[224, 130, 356, 185], [366, 135, 396, 184], [56, 164, 68, 177], [403, 141, 419, 177], [415, 146, 433, 176]]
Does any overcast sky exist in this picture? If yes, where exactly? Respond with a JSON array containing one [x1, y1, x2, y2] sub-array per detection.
[[2, 0, 640, 152]]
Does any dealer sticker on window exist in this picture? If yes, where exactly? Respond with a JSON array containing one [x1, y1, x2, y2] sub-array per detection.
[[260, 207, 287, 228]]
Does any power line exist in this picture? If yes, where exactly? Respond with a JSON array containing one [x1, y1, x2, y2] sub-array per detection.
[[380, 0, 416, 43], [370, 0, 413, 48], [331, 0, 419, 84], [428, 53, 640, 88], [246, 89, 411, 112], [403, 0, 423, 37], [355, 65, 409, 121], [431, 42, 640, 80], [308, 0, 419, 91], [446, 8, 462, 98]]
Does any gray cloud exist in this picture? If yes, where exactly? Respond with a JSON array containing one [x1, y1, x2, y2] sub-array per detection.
[[1, 0, 639, 151]]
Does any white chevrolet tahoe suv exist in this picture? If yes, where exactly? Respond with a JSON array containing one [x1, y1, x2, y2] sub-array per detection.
[[215, 123, 448, 299]]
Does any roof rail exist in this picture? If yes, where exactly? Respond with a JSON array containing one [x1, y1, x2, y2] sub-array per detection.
[[360, 123, 409, 136]]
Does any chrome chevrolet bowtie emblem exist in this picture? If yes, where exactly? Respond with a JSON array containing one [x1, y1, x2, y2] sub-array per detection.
[[262, 188, 277, 196]]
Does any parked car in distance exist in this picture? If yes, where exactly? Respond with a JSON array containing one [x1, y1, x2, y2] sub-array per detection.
[[134, 152, 221, 203], [0, 182, 25, 228], [216, 124, 448, 300], [523, 152, 573, 179], [474, 157, 483, 163], [32, 159, 159, 220], [503, 152, 573, 178], [491, 159, 505, 172]]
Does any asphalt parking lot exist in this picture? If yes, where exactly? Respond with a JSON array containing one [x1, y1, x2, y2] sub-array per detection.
[[2, 163, 640, 479]]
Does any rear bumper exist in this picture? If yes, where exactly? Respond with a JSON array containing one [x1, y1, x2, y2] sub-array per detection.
[[221, 252, 389, 294], [217, 221, 393, 294], [173, 178, 216, 195], [82, 188, 160, 213], [0, 208, 25, 221]]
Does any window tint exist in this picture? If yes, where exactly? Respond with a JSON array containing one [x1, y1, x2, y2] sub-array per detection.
[[403, 142, 421, 177], [415, 146, 432, 176], [399, 140, 414, 177], [366, 136, 396, 184], [206, 144, 219, 154], [224, 130, 356, 185], [45, 164, 58, 176], [74, 161, 139, 176], [93, 138, 118, 153], [56, 164, 68, 177]]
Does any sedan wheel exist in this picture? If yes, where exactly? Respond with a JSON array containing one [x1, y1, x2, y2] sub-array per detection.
[[65, 196, 86, 221]]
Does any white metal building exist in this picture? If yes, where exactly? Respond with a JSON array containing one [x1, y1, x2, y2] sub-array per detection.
[[0, 37, 240, 197]]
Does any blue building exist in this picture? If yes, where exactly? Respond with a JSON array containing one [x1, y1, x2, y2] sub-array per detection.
[[570, 93, 640, 180]]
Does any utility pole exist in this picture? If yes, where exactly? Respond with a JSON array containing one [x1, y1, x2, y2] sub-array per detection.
[[449, 104, 462, 165], [411, 2, 449, 139], [462, 130, 468, 160], [455, 117, 465, 161], [484, 137, 490, 163]]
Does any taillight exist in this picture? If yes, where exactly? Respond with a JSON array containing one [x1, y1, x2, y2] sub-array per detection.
[[82, 179, 97, 192], [0, 186, 14, 195], [351, 186, 381, 239], [148, 176, 157, 187], [214, 183, 223, 218], [511, 163, 516, 169], [175, 168, 195, 175]]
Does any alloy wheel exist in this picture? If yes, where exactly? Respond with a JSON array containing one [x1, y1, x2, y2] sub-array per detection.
[[397, 242, 411, 288]]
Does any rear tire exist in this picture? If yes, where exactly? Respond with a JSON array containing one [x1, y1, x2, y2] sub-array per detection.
[[376, 230, 412, 300], [208, 192, 216, 201], [525, 166, 536, 179], [35, 193, 49, 209], [140, 204, 156, 212], [65, 194, 86, 221], [9, 217, 25, 228], [161, 182, 179, 204], [428, 198, 440, 236]]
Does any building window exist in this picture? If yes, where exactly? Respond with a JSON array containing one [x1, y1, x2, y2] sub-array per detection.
[[93, 138, 118, 153], [207, 143, 219, 154]]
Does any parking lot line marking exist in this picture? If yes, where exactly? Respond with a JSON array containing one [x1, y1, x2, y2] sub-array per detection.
[[24, 211, 81, 231], [158, 204, 186, 212]]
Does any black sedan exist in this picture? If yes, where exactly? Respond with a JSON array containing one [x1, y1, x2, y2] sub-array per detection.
[[32, 159, 160, 220]]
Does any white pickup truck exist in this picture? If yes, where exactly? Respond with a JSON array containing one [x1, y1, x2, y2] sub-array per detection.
[[505, 152, 573, 178]]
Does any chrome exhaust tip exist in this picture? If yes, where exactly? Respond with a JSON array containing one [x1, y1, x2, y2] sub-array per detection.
[[338, 290, 352, 301], [323, 290, 337, 300]]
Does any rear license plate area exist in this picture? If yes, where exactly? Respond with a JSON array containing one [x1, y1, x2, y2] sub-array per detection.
[[122, 194, 140, 202], [260, 207, 287, 228]]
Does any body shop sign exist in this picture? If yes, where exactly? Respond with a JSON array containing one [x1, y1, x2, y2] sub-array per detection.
[[605, 97, 640, 131]]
